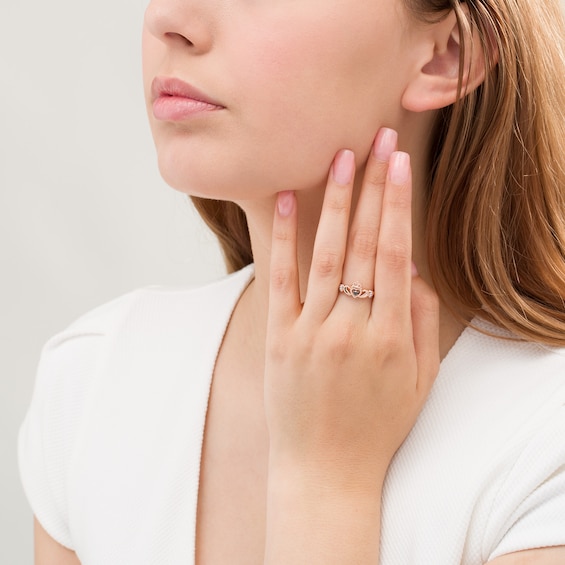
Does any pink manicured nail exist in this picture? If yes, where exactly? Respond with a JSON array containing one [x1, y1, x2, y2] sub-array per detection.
[[277, 191, 295, 217], [373, 128, 398, 161], [411, 261, 419, 277], [388, 151, 410, 185], [333, 149, 355, 185]]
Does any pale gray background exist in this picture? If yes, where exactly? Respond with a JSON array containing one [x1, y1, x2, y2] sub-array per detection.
[[3, 1, 565, 564], [1, 2, 224, 563]]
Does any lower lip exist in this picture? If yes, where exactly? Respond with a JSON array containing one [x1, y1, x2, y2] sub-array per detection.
[[153, 96, 223, 121]]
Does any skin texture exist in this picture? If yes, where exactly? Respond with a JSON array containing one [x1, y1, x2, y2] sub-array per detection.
[[34, 0, 565, 563], [142, 0, 419, 200], [262, 131, 439, 563]]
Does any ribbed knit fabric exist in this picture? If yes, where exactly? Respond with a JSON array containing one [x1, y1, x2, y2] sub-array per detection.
[[19, 264, 565, 564]]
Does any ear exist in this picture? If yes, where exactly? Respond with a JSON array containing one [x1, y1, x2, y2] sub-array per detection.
[[402, 7, 489, 112]]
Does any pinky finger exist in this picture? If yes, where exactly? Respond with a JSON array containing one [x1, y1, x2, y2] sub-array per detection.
[[268, 191, 301, 332], [411, 267, 440, 397]]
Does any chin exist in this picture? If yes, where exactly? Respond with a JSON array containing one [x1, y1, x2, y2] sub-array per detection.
[[157, 162, 227, 200], [152, 130, 340, 201], [153, 141, 226, 198], [156, 152, 251, 201]]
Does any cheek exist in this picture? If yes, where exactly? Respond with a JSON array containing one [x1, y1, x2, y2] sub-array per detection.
[[145, 9, 407, 199], [141, 29, 158, 96], [228, 19, 404, 187]]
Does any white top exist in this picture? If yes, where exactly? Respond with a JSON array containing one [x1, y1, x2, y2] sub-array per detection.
[[19, 265, 565, 565]]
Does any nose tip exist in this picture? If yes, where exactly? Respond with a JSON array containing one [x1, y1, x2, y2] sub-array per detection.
[[143, 2, 180, 43], [143, 0, 212, 54]]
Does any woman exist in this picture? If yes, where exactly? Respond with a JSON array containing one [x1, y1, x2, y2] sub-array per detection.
[[20, 0, 565, 563]]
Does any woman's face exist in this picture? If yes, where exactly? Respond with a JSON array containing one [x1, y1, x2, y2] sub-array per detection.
[[142, 0, 417, 200]]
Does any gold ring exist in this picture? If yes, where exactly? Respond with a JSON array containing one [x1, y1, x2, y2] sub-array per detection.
[[339, 282, 374, 299]]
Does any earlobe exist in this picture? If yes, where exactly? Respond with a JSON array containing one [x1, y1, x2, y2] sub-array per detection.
[[402, 8, 488, 113]]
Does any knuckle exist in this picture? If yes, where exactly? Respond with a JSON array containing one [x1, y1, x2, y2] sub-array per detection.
[[272, 227, 293, 244], [380, 241, 411, 271], [267, 337, 287, 362], [365, 163, 388, 188], [328, 320, 357, 358], [350, 226, 379, 260], [386, 189, 410, 210], [313, 249, 342, 278], [326, 193, 349, 215], [379, 327, 403, 353], [270, 267, 295, 292], [267, 327, 310, 362]]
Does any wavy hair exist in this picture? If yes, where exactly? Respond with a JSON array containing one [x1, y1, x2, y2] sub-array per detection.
[[191, 0, 565, 346]]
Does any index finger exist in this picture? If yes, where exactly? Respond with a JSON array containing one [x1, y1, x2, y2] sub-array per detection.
[[268, 191, 301, 333]]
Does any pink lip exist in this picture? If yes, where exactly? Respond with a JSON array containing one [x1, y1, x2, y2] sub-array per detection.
[[151, 76, 225, 121]]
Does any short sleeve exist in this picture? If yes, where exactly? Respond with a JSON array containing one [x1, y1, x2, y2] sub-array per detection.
[[18, 291, 138, 549], [484, 405, 565, 561]]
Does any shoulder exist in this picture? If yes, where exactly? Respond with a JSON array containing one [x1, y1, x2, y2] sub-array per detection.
[[40, 263, 255, 366], [380, 317, 565, 562], [58, 263, 255, 339], [459, 320, 565, 560], [18, 265, 254, 549], [433, 316, 565, 458], [18, 288, 141, 549], [132, 264, 255, 327], [23, 263, 255, 427], [444, 316, 565, 403]]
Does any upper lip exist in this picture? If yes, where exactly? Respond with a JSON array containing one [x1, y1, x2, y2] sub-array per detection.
[[151, 76, 225, 107]]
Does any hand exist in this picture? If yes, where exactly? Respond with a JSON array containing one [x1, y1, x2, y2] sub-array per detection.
[[264, 128, 440, 490]]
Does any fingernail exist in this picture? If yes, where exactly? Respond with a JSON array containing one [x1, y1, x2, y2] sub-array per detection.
[[388, 151, 410, 185], [333, 149, 355, 185], [411, 261, 419, 277], [277, 191, 295, 217], [373, 128, 398, 161]]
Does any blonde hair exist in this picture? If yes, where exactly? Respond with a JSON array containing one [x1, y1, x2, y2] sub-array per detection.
[[191, 0, 565, 347]]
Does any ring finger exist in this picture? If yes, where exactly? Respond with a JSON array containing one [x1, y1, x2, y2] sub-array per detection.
[[338, 128, 398, 315]]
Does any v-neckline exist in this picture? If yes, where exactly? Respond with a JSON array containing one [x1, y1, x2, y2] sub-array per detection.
[[189, 265, 482, 563], [191, 264, 256, 564]]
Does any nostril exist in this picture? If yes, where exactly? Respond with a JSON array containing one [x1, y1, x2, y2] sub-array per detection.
[[164, 31, 194, 47]]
